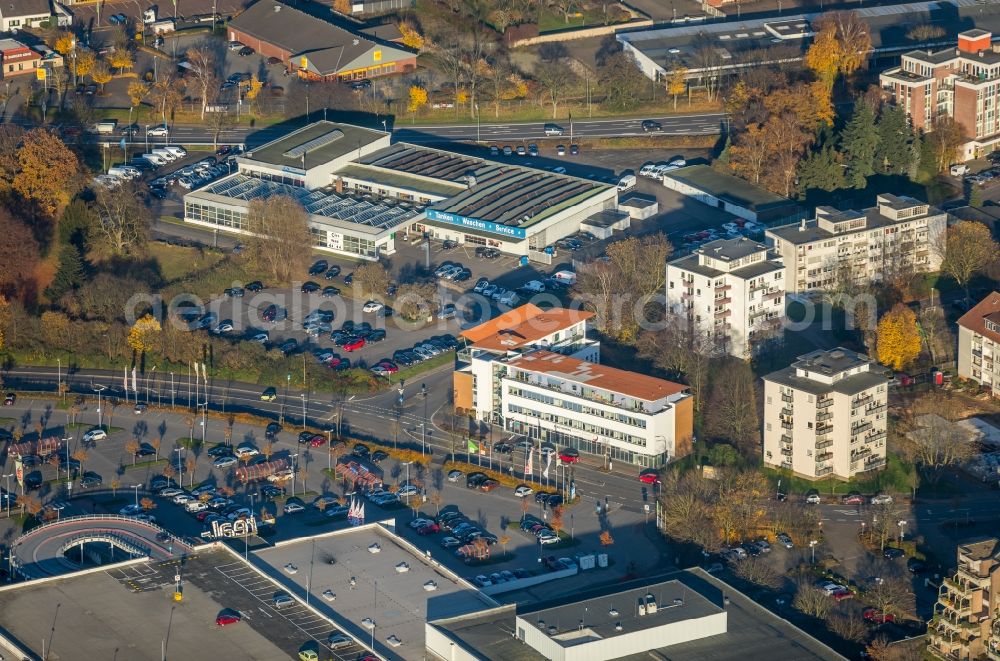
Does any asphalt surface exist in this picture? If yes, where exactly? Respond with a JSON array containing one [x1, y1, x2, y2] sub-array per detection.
[[82, 113, 726, 148]]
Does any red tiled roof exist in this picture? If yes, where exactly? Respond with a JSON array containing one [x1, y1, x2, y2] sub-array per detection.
[[460, 304, 593, 351], [957, 291, 1000, 344], [507, 350, 688, 402]]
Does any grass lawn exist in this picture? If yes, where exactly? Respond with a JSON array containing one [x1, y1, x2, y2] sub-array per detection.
[[762, 453, 917, 498], [537, 7, 622, 32], [147, 242, 227, 284], [122, 458, 168, 472]]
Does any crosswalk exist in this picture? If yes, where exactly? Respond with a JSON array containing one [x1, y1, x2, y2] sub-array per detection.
[[214, 561, 366, 661]]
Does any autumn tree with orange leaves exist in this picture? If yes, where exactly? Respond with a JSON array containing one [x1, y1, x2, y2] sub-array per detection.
[[876, 304, 922, 371], [13, 128, 79, 218]]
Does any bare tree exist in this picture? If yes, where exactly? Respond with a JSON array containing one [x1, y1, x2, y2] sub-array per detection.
[[243, 196, 313, 283], [705, 358, 759, 455], [826, 611, 868, 643], [184, 46, 218, 120], [534, 59, 577, 119], [733, 556, 781, 588], [90, 182, 150, 255], [863, 574, 913, 621], [897, 394, 978, 482], [793, 584, 833, 619]]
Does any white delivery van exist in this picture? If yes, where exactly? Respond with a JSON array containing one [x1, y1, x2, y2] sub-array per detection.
[[617, 174, 636, 192], [950, 163, 969, 177], [163, 145, 187, 158], [95, 120, 117, 134], [151, 148, 176, 162], [521, 280, 546, 293], [552, 270, 577, 286], [141, 153, 166, 166], [107, 167, 130, 180]]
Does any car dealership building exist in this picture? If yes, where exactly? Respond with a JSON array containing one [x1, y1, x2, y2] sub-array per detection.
[[183, 120, 619, 261]]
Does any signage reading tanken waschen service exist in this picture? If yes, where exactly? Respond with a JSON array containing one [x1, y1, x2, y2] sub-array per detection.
[[425, 209, 526, 239]]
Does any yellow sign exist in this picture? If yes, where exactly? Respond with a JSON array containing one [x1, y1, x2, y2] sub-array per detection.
[[300, 56, 308, 69], [173, 591, 183, 602], [373, 49, 382, 62], [35, 68, 46, 81]]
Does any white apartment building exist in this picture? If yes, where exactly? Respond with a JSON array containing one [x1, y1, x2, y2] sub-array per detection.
[[666, 238, 786, 358], [762, 348, 890, 480], [766, 194, 947, 295], [957, 291, 1000, 397], [453, 304, 693, 467]]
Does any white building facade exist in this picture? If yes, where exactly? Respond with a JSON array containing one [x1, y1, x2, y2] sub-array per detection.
[[765, 194, 947, 295], [762, 348, 889, 480], [666, 238, 786, 358], [957, 292, 1000, 397]]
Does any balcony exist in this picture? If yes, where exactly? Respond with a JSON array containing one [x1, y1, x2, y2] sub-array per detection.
[[780, 447, 793, 457], [781, 407, 793, 417], [852, 394, 873, 409], [681, 290, 695, 300], [763, 289, 783, 301], [851, 446, 872, 461], [714, 296, 732, 305], [816, 438, 833, 450], [865, 456, 887, 470], [781, 420, 793, 430], [865, 404, 887, 416], [866, 430, 887, 444], [714, 282, 731, 291], [816, 423, 833, 435], [780, 434, 792, 444], [816, 451, 833, 463], [957, 565, 992, 588], [781, 393, 794, 404], [816, 411, 833, 423], [852, 421, 873, 436], [714, 308, 731, 319], [817, 397, 833, 409], [816, 466, 834, 477]]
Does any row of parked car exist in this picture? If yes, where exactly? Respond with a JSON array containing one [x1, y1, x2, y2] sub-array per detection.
[[93, 144, 188, 189], [433, 509, 499, 550], [434, 261, 473, 283], [638, 158, 686, 181], [519, 513, 562, 546]]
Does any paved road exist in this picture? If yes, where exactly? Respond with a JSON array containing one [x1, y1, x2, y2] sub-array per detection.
[[76, 112, 726, 148]]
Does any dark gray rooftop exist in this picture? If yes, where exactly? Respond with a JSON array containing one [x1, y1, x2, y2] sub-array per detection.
[[764, 348, 889, 396], [767, 201, 944, 245], [243, 121, 386, 171], [434, 570, 845, 661], [582, 209, 630, 228], [618, 192, 657, 209], [697, 237, 767, 262], [362, 144, 611, 229], [665, 165, 794, 211], [0, 0, 48, 17], [618, 0, 1000, 76]]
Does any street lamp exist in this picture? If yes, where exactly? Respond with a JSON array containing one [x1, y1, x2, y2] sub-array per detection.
[[173, 447, 184, 478], [420, 383, 427, 458], [898, 519, 907, 543], [93, 385, 107, 428], [809, 539, 818, 564], [70, 38, 77, 87], [130, 484, 141, 508], [300, 393, 307, 431], [2, 473, 12, 516], [290, 453, 299, 497]]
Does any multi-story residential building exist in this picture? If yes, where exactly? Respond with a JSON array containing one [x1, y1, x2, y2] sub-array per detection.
[[453, 304, 693, 467], [666, 237, 786, 358], [762, 348, 889, 480], [928, 538, 1000, 661], [880, 28, 1000, 161], [766, 194, 947, 295], [957, 291, 1000, 397]]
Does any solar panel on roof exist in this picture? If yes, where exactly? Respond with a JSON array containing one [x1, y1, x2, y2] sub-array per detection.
[[282, 130, 345, 159]]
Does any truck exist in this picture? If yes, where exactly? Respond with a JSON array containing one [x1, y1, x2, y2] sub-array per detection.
[[150, 18, 175, 34], [95, 119, 117, 134], [552, 270, 576, 286]]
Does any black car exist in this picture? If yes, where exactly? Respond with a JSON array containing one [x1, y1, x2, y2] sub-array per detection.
[[371, 451, 388, 464], [301, 281, 320, 293], [350, 79, 372, 90], [246, 281, 265, 292], [24, 472, 42, 490], [883, 547, 905, 559], [136, 443, 157, 457], [442, 240, 457, 250], [344, 273, 354, 285], [80, 472, 103, 488], [298, 431, 314, 444], [265, 422, 282, 439], [322, 286, 341, 298], [492, 442, 512, 454], [907, 559, 927, 574], [366, 329, 386, 343], [260, 484, 285, 499], [266, 56, 282, 65], [325, 265, 341, 279], [224, 287, 245, 298], [238, 46, 254, 56], [393, 351, 415, 366], [279, 338, 298, 354], [641, 119, 663, 132], [309, 259, 328, 276], [19, 454, 39, 467], [466, 472, 488, 489], [546, 494, 564, 507], [353, 443, 370, 457], [262, 304, 277, 322], [207, 445, 232, 458], [340, 320, 355, 333]]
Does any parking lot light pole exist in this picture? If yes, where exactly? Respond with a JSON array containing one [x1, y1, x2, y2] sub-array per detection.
[[291, 453, 298, 497], [420, 383, 427, 458], [131, 484, 141, 508], [174, 447, 183, 477], [2, 474, 12, 516], [809, 540, 818, 564], [300, 393, 307, 431], [93, 385, 107, 428]]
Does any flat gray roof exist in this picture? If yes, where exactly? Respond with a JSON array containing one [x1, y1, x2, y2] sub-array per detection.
[[764, 349, 890, 397], [618, 0, 1000, 74], [0, 552, 299, 661], [243, 121, 386, 171], [434, 569, 845, 661], [767, 203, 943, 245], [666, 165, 795, 211], [337, 162, 465, 198], [254, 524, 493, 661], [522, 578, 722, 641], [191, 174, 417, 233], [363, 144, 611, 229]]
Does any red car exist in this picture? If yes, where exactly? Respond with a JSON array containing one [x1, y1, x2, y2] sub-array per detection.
[[196, 510, 213, 522], [343, 338, 365, 352], [841, 493, 864, 505], [309, 435, 326, 447], [416, 523, 440, 535], [558, 449, 580, 464], [863, 607, 894, 623], [638, 472, 662, 485], [216, 612, 241, 626]]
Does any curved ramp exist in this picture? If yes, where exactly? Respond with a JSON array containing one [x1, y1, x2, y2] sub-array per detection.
[[11, 515, 193, 579]]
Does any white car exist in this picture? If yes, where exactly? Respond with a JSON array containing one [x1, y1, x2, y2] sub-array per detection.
[[146, 125, 169, 137], [447, 470, 463, 482], [283, 502, 305, 514], [159, 487, 184, 498], [185, 501, 208, 513], [871, 494, 893, 505], [172, 493, 194, 505], [397, 485, 419, 497], [82, 428, 107, 443], [514, 485, 534, 497], [362, 301, 383, 313], [409, 518, 434, 529], [639, 163, 658, 178], [234, 445, 259, 458]]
